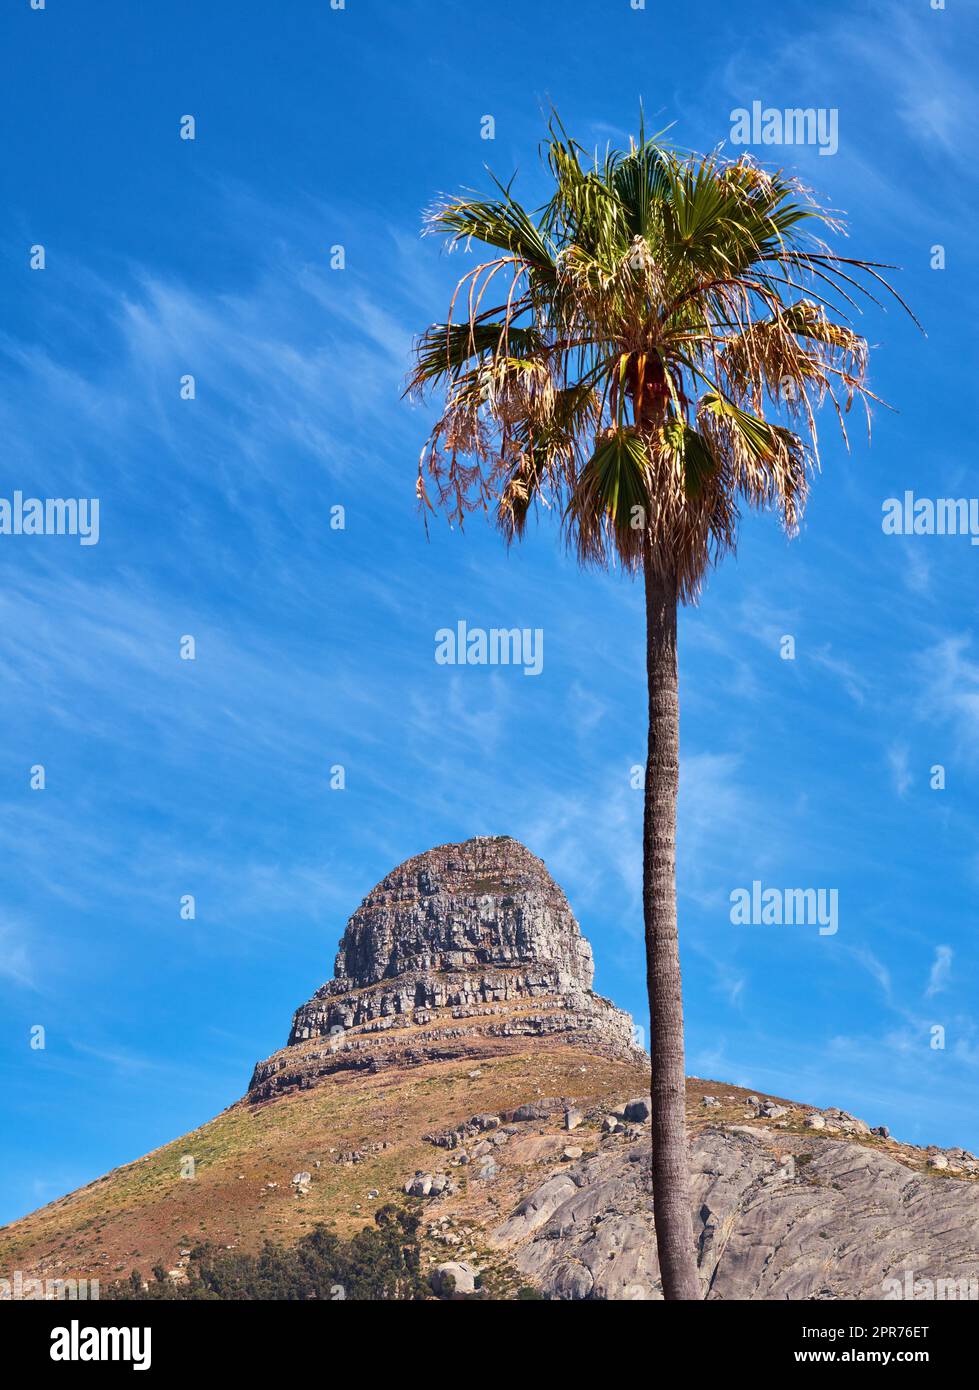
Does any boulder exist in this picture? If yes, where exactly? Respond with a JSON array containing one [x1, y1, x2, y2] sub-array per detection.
[[823, 1108, 870, 1135], [511, 1098, 567, 1123], [431, 1261, 478, 1297]]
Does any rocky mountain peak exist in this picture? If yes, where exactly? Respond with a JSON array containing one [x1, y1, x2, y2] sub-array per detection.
[[246, 836, 642, 1101], [331, 835, 595, 993]]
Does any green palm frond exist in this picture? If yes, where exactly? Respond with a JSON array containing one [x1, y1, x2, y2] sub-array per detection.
[[661, 417, 720, 501], [410, 323, 545, 390], [427, 184, 555, 273], [566, 426, 653, 566]]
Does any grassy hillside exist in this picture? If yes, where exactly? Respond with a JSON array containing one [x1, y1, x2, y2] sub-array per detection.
[[0, 1045, 649, 1286]]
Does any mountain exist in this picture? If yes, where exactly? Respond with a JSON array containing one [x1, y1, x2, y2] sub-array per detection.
[[3, 836, 979, 1301], [247, 833, 643, 1101]]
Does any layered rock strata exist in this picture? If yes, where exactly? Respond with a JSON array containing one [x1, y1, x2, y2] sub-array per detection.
[[247, 836, 644, 1102]]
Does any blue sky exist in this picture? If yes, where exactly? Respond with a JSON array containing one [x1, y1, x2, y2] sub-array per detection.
[[1, 0, 977, 1227]]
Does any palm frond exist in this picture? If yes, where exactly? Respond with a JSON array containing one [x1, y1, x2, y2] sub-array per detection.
[[427, 187, 555, 273]]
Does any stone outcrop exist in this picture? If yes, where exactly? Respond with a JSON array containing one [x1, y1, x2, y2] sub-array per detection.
[[492, 1111, 979, 1300], [246, 836, 644, 1101]]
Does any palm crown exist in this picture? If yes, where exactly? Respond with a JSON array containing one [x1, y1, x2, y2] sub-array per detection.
[[408, 118, 912, 600]]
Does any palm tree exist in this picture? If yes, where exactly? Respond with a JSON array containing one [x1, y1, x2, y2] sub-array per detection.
[[407, 117, 913, 1300]]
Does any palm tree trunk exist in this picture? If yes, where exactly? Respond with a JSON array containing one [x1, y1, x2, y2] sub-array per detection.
[[643, 561, 701, 1301]]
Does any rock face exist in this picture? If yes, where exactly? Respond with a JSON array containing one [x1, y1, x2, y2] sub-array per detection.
[[247, 836, 643, 1101], [494, 1126, 979, 1301]]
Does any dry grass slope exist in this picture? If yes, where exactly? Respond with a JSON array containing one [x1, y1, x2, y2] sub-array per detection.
[[0, 1045, 648, 1286]]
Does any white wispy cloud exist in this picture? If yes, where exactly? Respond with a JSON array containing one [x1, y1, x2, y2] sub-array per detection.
[[887, 743, 913, 798], [0, 918, 35, 989], [925, 944, 953, 999], [809, 644, 868, 706], [915, 634, 979, 759], [850, 945, 893, 1003]]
